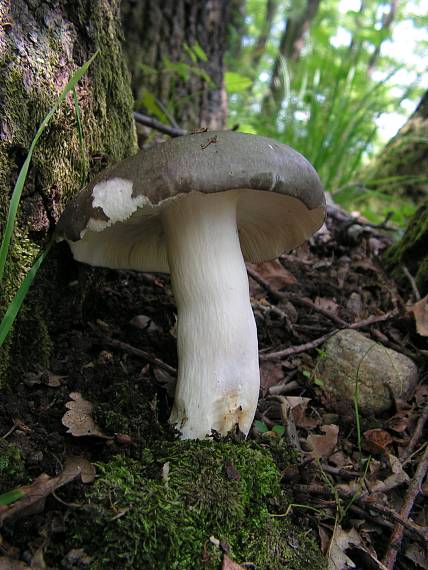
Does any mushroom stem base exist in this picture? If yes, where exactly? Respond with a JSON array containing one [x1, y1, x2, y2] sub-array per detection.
[[162, 191, 260, 439]]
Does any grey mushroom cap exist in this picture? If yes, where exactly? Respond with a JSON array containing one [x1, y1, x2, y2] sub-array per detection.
[[56, 130, 326, 272]]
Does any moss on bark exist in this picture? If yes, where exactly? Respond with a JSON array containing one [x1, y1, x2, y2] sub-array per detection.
[[65, 441, 326, 570], [383, 199, 428, 295], [0, 0, 137, 386]]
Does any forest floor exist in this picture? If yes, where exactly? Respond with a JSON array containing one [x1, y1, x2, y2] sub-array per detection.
[[0, 204, 427, 569]]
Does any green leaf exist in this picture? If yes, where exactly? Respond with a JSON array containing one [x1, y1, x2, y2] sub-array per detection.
[[183, 43, 197, 63], [272, 425, 286, 436], [0, 488, 25, 506], [225, 71, 252, 93], [162, 57, 191, 81], [190, 66, 215, 87], [72, 87, 87, 183], [141, 89, 167, 122], [139, 63, 158, 76], [0, 51, 98, 285], [192, 42, 208, 62], [254, 420, 269, 433]]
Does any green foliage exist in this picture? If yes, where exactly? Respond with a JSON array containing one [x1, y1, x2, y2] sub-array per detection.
[[225, 0, 427, 224], [138, 43, 214, 121], [0, 440, 25, 490], [0, 488, 25, 506], [225, 71, 253, 93], [67, 441, 326, 570]]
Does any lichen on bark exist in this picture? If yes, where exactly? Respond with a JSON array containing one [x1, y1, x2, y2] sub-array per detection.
[[0, 0, 137, 385]]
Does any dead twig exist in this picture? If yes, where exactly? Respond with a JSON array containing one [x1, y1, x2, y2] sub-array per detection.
[[269, 395, 302, 451], [294, 482, 428, 544], [252, 301, 300, 340], [1, 421, 17, 439], [402, 264, 421, 301], [402, 402, 428, 462], [95, 334, 177, 377], [133, 112, 186, 137], [383, 441, 428, 568], [260, 312, 397, 361]]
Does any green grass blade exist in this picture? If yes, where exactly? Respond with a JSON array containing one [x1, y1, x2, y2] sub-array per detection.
[[0, 488, 25, 506], [0, 51, 98, 285], [0, 241, 53, 348], [72, 87, 87, 183]]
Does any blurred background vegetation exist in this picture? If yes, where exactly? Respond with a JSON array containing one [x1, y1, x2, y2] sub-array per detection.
[[135, 0, 428, 228], [224, 0, 428, 227]]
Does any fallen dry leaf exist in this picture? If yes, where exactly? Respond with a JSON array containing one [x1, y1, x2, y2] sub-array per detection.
[[221, 554, 245, 570], [260, 361, 285, 394], [286, 396, 319, 429], [386, 410, 414, 434], [46, 371, 66, 388], [405, 542, 428, 569], [0, 457, 95, 524], [249, 260, 297, 289], [408, 294, 428, 337], [307, 424, 339, 459], [369, 453, 409, 493], [363, 428, 393, 455], [62, 392, 109, 438], [415, 383, 428, 406], [315, 296, 340, 315], [224, 459, 240, 481], [62, 549, 92, 568], [0, 557, 31, 569], [327, 525, 361, 569]]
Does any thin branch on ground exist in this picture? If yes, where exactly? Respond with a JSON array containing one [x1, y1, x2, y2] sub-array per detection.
[[383, 441, 428, 568], [402, 264, 421, 301], [133, 111, 186, 137], [91, 329, 177, 376], [252, 300, 300, 339], [402, 403, 428, 462], [1, 421, 17, 439], [268, 380, 300, 396], [294, 482, 428, 543], [260, 312, 397, 360]]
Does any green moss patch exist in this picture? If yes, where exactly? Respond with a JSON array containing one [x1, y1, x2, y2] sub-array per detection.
[[68, 441, 325, 570], [0, 440, 25, 490]]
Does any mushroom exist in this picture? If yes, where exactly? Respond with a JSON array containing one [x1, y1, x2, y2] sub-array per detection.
[[56, 131, 325, 439]]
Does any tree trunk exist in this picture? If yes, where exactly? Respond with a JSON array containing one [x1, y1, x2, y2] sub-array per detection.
[[121, 0, 229, 131], [249, 0, 278, 69], [262, 0, 321, 114], [367, 89, 428, 202], [0, 0, 137, 384], [378, 91, 428, 295]]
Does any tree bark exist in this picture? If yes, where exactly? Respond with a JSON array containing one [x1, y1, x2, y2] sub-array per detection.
[[366, 88, 428, 202], [0, 0, 137, 384], [250, 0, 278, 69], [121, 0, 230, 131], [262, 0, 321, 114], [367, 0, 398, 74], [377, 90, 428, 295]]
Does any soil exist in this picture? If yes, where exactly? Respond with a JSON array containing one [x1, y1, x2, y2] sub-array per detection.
[[0, 205, 427, 569]]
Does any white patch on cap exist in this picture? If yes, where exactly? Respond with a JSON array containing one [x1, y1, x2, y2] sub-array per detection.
[[86, 177, 149, 233]]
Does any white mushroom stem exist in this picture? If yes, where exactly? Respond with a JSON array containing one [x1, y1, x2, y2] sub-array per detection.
[[161, 191, 260, 439]]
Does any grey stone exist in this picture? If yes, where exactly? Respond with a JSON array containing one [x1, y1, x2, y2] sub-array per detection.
[[316, 329, 418, 416]]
